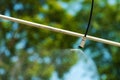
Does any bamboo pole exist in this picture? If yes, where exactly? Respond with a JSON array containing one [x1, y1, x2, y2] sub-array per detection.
[[0, 14, 120, 47]]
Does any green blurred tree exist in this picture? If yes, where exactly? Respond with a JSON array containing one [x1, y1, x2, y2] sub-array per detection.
[[74, 0, 120, 80], [0, 0, 78, 80], [0, 0, 120, 80]]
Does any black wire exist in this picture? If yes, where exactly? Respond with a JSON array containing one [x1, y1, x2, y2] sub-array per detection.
[[84, 0, 94, 37]]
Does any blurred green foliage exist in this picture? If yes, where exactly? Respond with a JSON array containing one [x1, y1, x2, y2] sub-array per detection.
[[0, 0, 120, 80]]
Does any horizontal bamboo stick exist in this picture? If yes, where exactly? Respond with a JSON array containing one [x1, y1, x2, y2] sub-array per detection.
[[0, 14, 120, 47]]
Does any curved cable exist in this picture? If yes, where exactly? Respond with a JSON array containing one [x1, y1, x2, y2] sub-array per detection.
[[84, 0, 94, 37]]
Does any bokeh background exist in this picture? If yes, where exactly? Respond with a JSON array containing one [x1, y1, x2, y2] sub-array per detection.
[[0, 0, 120, 80]]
